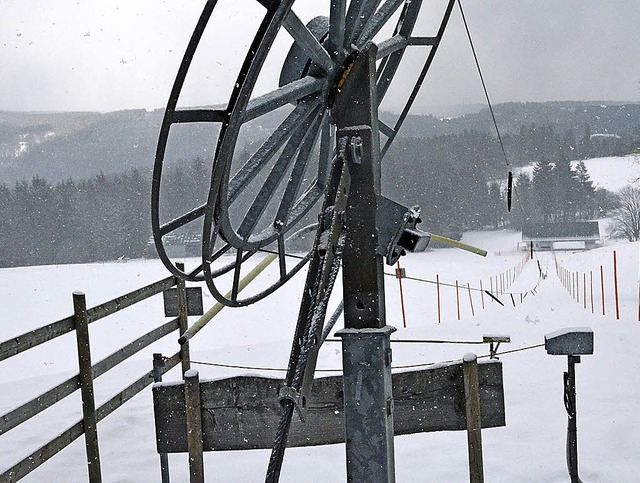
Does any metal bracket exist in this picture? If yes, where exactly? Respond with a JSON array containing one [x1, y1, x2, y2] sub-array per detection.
[[483, 335, 511, 359], [376, 196, 431, 265], [279, 386, 306, 422]]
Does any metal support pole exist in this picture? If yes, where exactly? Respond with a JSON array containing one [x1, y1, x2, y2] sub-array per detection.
[[175, 262, 191, 375], [153, 353, 171, 483], [184, 369, 204, 483], [565, 355, 582, 483], [337, 326, 396, 482], [463, 353, 484, 483], [333, 43, 395, 482], [73, 291, 102, 483]]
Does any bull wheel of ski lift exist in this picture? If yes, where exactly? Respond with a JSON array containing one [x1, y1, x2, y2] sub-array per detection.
[[151, 0, 455, 307]]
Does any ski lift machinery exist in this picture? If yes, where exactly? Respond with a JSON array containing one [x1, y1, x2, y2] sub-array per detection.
[[151, 1, 488, 481]]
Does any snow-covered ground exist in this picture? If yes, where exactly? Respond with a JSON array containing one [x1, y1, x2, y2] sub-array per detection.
[[0, 230, 638, 482], [1, 155, 639, 482]]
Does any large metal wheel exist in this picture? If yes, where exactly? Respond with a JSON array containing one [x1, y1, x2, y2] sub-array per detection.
[[151, 0, 455, 306]]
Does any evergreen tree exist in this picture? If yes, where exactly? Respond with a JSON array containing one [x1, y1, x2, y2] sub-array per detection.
[[532, 157, 555, 222], [573, 161, 596, 219]]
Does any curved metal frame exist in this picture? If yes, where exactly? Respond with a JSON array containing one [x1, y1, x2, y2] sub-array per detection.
[[151, 0, 455, 306]]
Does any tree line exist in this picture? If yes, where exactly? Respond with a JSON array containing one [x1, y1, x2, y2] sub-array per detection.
[[0, 121, 636, 268]]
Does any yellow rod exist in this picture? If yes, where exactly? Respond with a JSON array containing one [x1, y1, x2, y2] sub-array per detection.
[[430, 233, 487, 257], [179, 253, 278, 344]]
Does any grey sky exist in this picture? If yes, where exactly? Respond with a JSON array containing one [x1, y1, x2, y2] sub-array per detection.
[[1, 0, 639, 114]]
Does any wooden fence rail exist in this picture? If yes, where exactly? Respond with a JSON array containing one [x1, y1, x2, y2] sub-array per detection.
[[0, 276, 175, 363], [0, 273, 187, 483]]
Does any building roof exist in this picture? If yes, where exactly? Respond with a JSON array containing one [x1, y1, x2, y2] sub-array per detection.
[[522, 221, 600, 240]]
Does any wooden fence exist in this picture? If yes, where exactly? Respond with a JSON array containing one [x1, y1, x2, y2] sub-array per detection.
[[0, 270, 192, 482]]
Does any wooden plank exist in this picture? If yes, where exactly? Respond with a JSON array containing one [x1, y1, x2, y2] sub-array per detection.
[[0, 319, 179, 437], [0, 276, 176, 363], [153, 359, 505, 453], [0, 348, 180, 483], [0, 375, 80, 437], [0, 317, 75, 362], [87, 276, 175, 323], [97, 352, 181, 423], [0, 420, 85, 482], [93, 319, 180, 378]]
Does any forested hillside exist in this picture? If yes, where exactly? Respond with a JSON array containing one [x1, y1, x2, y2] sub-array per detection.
[[1, 101, 639, 184], [1, 101, 639, 267]]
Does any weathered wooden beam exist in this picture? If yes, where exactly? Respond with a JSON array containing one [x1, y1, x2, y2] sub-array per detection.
[[463, 353, 484, 483], [73, 291, 102, 483], [0, 276, 176, 363], [153, 359, 505, 453], [0, 319, 179, 438], [87, 276, 175, 323]]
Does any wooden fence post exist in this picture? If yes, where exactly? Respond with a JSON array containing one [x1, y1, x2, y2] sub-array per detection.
[[184, 369, 204, 483], [153, 353, 171, 483], [175, 263, 191, 375], [73, 291, 102, 483], [463, 353, 484, 483]]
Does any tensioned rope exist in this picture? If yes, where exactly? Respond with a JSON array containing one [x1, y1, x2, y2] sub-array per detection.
[[456, 0, 528, 221], [161, 342, 545, 374]]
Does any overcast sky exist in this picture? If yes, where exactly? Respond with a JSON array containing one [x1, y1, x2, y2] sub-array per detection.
[[1, 0, 639, 114]]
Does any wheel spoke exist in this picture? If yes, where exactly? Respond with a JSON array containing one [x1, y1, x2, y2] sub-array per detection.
[[381, 0, 456, 158], [344, 0, 382, 46], [170, 108, 226, 124], [317, 113, 333, 189], [283, 11, 333, 73], [356, 0, 406, 48], [327, 0, 346, 55], [231, 249, 244, 301], [278, 236, 287, 279], [228, 96, 322, 203], [236, 105, 321, 239], [274, 108, 325, 225], [159, 204, 207, 236], [244, 76, 324, 122], [376, 34, 408, 59]]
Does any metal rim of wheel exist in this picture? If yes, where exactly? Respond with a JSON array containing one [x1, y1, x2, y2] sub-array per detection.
[[151, 0, 455, 307]]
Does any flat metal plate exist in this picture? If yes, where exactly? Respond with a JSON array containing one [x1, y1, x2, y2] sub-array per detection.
[[163, 287, 204, 317]]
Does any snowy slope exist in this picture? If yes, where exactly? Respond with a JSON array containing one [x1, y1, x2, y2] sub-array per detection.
[[517, 155, 640, 192], [0, 233, 638, 482]]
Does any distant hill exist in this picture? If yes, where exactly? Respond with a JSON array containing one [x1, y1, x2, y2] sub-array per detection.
[[1, 101, 639, 185]]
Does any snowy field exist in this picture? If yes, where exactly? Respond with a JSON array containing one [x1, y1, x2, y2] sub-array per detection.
[[0, 229, 638, 482], [517, 155, 640, 192]]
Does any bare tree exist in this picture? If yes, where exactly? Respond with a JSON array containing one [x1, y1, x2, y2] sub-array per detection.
[[609, 186, 640, 241]]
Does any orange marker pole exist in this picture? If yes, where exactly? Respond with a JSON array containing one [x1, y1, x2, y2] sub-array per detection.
[[456, 279, 461, 321], [480, 280, 485, 309], [613, 251, 620, 320], [600, 265, 606, 316], [436, 274, 441, 324], [590, 270, 594, 314], [467, 283, 475, 317]]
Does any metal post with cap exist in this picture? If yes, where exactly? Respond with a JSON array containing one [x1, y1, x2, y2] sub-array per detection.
[[545, 327, 594, 483], [333, 43, 396, 482]]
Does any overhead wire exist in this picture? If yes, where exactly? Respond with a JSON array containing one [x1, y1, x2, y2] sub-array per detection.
[[456, 0, 528, 221]]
